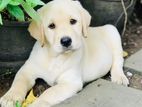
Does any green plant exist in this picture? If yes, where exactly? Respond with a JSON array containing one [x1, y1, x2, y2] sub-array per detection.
[[0, 0, 45, 25], [16, 101, 21, 107]]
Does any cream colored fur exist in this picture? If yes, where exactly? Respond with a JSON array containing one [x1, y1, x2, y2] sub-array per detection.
[[0, 0, 129, 107]]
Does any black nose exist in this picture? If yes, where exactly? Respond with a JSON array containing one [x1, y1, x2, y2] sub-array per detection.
[[61, 36, 72, 48]]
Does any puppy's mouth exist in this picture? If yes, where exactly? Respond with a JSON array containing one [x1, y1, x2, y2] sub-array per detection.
[[62, 46, 75, 54]]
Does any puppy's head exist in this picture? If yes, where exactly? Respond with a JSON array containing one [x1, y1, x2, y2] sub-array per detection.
[[28, 0, 91, 54]]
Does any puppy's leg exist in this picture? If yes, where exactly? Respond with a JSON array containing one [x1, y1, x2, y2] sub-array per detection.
[[104, 25, 129, 86], [110, 46, 129, 86], [0, 63, 36, 107], [28, 70, 83, 107]]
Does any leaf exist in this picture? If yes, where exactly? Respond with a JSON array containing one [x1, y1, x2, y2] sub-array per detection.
[[0, 13, 3, 25], [27, 0, 45, 5], [21, 1, 40, 22], [26, 0, 45, 8], [123, 51, 128, 57], [0, 0, 11, 11], [16, 101, 21, 107], [7, 5, 25, 21], [22, 89, 37, 107], [9, 0, 22, 6]]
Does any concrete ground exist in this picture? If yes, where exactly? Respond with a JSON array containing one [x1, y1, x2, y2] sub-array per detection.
[[125, 49, 142, 73], [53, 49, 142, 107]]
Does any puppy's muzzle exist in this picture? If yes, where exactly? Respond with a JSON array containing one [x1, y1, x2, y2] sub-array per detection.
[[60, 36, 72, 48]]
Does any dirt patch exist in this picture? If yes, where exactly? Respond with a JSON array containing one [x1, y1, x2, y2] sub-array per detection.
[[122, 0, 142, 55], [122, 22, 142, 55], [0, 73, 14, 97], [125, 68, 142, 90], [128, 73, 142, 90]]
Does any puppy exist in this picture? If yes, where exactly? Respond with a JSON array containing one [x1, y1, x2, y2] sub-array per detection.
[[0, 0, 129, 107]]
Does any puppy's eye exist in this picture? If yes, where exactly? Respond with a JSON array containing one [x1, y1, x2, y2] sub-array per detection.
[[70, 19, 77, 25], [48, 23, 56, 29]]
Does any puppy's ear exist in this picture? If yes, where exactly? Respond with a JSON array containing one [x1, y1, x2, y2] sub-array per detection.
[[74, 1, 91, 38], [81, 8, 91, 38], [28, 20, 45, 47]]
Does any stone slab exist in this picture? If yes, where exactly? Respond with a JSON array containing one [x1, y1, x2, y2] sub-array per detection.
[[124, 49, 142, 73], [54, 79, 142, 107]]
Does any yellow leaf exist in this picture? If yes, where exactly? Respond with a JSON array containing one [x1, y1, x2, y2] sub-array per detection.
[[123, 51, 128, 57], [22, 89, 37, 107]]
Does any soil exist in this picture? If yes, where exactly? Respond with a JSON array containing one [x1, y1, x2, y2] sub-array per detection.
[[0, 73, 15, 97], [0, 1, 142, 99], [122, 21, 142, 55], [122, 0, 142, 55]]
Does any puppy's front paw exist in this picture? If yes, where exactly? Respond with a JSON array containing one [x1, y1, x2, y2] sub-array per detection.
[[111, 71, 129, 86], [0, 90, 24, 107]]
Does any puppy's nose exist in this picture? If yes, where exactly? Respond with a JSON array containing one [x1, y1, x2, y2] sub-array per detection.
[[61, 36, 72, 48]]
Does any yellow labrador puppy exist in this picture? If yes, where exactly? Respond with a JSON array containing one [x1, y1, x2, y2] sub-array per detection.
[[0, 0, 129, 107]]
